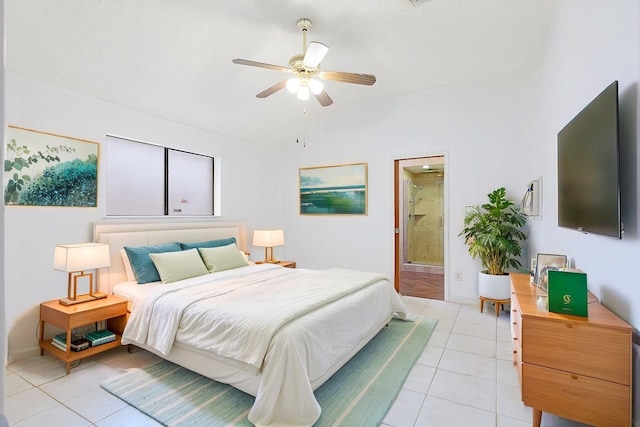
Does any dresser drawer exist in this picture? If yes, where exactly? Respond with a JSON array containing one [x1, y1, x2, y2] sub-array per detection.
[[514, 340, 523, 385], [522, 364, 630, 427], [510, 292, 522, 346], [523, 317, 630, 384], [510, 290, 523, 376]]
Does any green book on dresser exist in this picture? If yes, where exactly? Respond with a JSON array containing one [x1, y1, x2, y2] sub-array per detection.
[[547, 269, 588, 317]]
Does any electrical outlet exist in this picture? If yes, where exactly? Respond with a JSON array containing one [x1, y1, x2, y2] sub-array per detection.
[[455, 271, 462, 281]]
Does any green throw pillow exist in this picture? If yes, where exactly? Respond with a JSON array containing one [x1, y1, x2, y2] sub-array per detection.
[[149, 249, 209, 284], [198, 243, 249, 273]]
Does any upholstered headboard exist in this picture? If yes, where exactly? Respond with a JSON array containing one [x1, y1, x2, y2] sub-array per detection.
[[93, 221, 247, 294]]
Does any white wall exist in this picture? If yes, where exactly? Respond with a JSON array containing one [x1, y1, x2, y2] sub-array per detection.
[[1, 0, 6, 417], [5, 73, 279, 360], [5, 2, 639, 389], [6, 66, 542, 359], [527, 0, 640, 328], [277, 71, 539, 303]]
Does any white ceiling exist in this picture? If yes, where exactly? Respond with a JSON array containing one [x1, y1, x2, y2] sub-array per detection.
[[7, 0, 557, 148]]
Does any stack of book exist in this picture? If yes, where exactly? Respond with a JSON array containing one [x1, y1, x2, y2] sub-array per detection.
[[51, 334, 90, 352], [84, 329, 116, 347]]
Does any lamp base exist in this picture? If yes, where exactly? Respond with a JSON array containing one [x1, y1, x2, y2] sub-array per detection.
[[264, 259, 280, 264], [91, 292, 108, 300], [59, 293, 98, 306]]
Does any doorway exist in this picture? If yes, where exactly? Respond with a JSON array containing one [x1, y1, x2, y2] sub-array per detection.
[[394, 156, 446, 300]]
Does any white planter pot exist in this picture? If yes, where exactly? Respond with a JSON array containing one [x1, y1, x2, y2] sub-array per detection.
[[478, 271, 511, 300]]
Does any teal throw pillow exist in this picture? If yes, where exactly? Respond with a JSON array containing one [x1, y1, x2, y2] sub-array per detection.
[[179, 237, 237, 251], [124, 242, 182, 284]]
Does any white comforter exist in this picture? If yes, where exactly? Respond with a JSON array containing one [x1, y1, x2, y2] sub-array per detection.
[[121, 263, 406, 426]]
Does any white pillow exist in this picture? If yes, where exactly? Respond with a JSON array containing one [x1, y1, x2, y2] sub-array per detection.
[[149, 249, 209, 284], [198, 244, 249, 273], [120, 249, 136, 282]]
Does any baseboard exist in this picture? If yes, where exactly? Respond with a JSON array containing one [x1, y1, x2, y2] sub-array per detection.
[[7, 346, 40, 365]]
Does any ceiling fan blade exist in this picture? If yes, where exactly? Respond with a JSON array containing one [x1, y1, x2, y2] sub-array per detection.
[[314, 90, 333, 107], [303, 41, 329, 68], [319, 71, 377, 86], [256, 80, 288, 98], [232, 58, 291, 73]]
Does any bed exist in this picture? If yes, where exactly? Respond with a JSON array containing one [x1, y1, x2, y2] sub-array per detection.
[[94, 221, 407, 427]]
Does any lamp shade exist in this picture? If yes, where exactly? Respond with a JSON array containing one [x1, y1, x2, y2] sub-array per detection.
[[252, 230, 285, 248], [53, 243, 111, 272]]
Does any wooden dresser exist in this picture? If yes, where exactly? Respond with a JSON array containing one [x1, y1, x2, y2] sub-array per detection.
[[510, 273, 632, 427]]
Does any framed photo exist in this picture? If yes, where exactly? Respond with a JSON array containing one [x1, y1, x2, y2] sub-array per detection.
[[299, 163, 367, 215], [534, 253, 567, 292], [4, 126, 99, 207]]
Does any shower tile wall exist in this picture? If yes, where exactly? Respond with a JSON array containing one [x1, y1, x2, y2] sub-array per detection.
[[408, 173, 444, 267]]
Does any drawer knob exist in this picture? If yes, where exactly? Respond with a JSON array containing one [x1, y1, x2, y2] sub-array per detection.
[[571, 374, 578, 380]]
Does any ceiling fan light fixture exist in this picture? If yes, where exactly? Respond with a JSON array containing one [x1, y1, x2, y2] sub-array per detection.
[[308, 78, 324, 95], [286, 77, 301, 93], [232, 18, 375, 107], [302, 42, 329, 68], [297, 86, 310, 101]]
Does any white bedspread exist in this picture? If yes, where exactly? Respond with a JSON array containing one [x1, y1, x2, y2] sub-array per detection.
[[121, 263, 406, 426]]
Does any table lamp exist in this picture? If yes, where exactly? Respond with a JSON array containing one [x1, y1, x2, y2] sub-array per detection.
[[253, 229, 284, 263], [54, 243, 111, 305]]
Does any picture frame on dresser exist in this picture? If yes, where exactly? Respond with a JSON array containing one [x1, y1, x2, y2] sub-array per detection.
[[533, 253, 567, 292]]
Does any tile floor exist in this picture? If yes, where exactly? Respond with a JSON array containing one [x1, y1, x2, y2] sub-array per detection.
[[5, 297, 589, 426]]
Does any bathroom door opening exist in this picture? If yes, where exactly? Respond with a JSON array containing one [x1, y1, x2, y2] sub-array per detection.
[[394, 156, 446, 300]]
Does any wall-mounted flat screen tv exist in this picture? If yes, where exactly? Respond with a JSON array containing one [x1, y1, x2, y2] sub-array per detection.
[[557, 81, 622, 239]]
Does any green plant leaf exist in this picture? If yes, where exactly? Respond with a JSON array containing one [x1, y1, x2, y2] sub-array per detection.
[[459, 187, 527, 275]]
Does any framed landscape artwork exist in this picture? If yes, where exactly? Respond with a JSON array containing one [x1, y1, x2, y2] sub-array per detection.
[[299, 163, 368, 215], [4, 126, 99, 207]]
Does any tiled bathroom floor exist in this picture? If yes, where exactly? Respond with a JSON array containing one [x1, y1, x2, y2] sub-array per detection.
[[6, 297, 589, 426]]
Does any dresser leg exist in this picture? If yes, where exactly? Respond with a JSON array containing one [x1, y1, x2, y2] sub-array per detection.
[[533, 408, 542, 427]]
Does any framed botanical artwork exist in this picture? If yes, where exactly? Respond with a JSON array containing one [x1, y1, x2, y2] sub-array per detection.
[[4, 126, 99, 207], [534, 253, 567, 292], [299, 163, 368, 215]]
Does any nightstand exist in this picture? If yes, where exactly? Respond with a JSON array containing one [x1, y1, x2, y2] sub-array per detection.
[[39, 295, 128, 373], [256, 260, 296, 268]]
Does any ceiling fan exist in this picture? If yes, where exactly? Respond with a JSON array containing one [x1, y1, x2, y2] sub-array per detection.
[[232, 18, 376, 107]]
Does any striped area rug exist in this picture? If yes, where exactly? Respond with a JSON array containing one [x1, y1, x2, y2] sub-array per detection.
[[100, 316, 437, 426]]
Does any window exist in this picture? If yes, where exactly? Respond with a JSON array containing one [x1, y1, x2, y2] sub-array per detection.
[[106, 135, 215, 216]]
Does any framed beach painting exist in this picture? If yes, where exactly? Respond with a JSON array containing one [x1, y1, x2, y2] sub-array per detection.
[[299, 163, 368, 215], [4, 126, 99, 207]]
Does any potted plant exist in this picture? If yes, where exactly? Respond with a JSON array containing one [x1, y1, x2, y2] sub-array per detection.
[[459, 187, 527, 300]]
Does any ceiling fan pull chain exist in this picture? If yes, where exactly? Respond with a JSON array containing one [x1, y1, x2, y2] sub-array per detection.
[[303, 107, 307, 147], [296, 107, 307, 147]]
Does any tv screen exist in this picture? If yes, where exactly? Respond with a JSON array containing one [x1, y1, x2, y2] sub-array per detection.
[[557, 81, 621, 239]]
